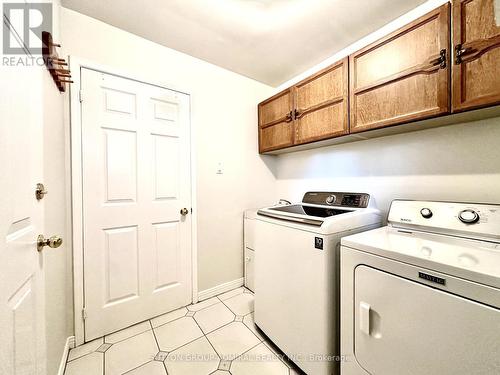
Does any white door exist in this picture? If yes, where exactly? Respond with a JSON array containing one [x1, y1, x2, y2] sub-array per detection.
[[80, 69, 192, 340], [354, 266, 500, 374], [0, 67, 46, 372]]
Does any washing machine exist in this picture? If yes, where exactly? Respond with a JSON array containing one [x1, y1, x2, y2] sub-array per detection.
[[254, 192, 382, 375], [340, 199, 500, 375]]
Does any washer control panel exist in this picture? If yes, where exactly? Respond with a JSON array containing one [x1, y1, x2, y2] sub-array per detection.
[[388, 200, 500, 241], [302, 192, 370, 208]]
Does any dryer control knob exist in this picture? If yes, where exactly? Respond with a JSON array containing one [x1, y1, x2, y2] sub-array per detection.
[[420, 208, 433, 219], [459, 209, 479, 224]]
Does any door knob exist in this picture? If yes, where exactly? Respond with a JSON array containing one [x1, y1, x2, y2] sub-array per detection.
[[180, 208, 189, 216], [37, 235, 63, 252], [35, 183, 48, 200]]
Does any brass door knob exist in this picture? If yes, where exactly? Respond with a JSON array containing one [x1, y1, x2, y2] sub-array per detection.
[[37, 235, 63, 252], [35, 183, 48, 200], [180, 208, 189, 216]]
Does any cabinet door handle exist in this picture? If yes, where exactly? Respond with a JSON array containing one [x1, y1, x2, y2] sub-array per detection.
[[429, 49, 447, 69], [285, 111, 293, 123], [359, 301, 371, 335]]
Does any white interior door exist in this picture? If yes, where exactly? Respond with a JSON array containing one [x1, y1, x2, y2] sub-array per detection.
[[0, 67, 46, 373], [80, 68, 192, 341]]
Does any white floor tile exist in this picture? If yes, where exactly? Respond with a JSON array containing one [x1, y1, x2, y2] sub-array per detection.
[[67, 338, 103, 361], [150, 307, 188, 328], [124, 361, 167, 375], [194, 302, 235, 334], [64, 352, 103, 375], [105, 321, 151, 344], [217, 287, 244, 301], [154, 317, 203, 352], [243, 313, 264, 341], [206, 322, 260, 360], [165, 337, 219, 375], [105, 330, 158, 375], [224, 293, 254, 316], [210, 371, 230, 375], [187, 297, 219, 312], [231, 342, 289, 375]]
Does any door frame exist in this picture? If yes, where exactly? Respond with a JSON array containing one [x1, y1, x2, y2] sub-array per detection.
[[68, 57, 198, 346]]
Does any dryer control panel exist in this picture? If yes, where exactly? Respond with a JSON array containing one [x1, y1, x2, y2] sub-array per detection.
[[388, 200, 500, 242]]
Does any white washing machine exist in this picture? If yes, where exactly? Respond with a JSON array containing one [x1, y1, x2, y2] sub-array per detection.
[[254, 192, 382, 375], [340, 199, 500, 375]]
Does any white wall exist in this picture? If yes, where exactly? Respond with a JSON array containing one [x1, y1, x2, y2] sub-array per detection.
[[43, 1, 74, 373], [275, 119, 500, 218], [273, 0, 500, 218], [60, 8, 276, 292]]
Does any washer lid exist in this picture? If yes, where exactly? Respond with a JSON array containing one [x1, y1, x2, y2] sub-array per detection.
[[342, 226, 500, 289], [267, 204, 353, 217]]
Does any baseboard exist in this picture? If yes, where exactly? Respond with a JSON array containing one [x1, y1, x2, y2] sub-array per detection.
[[57, 336, 75, 375], [198, 277, 244, 301]]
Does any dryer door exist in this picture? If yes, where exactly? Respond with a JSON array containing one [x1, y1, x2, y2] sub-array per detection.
[[354, 265, 500, 375]]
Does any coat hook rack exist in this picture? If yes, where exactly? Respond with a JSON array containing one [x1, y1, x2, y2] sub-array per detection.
[[42, 31, 73, 92]]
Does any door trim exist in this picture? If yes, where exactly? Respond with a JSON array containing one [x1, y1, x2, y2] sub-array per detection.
[[68, 57, 198, 346]]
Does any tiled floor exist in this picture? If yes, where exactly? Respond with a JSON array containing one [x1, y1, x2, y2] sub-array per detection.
[[64, 287, 302, 375]]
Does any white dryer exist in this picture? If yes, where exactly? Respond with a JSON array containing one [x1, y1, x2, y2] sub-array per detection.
[[255, 192, 382, 375], [341, 199, 500, 375]]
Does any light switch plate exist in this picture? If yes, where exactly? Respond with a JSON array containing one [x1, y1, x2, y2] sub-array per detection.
[[216, 162, 223, 174]]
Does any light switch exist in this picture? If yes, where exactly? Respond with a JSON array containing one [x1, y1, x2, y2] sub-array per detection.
[[216, 162, 223, 175]]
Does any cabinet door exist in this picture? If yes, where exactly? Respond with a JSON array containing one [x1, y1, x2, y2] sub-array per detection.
[[293, 59, 349, 144], [258, 89, 293, 153], [349, 4, 450, 133], [452, 0, 500, 112]]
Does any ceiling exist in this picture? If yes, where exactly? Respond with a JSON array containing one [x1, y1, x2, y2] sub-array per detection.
[[61, 0, 427, 86]]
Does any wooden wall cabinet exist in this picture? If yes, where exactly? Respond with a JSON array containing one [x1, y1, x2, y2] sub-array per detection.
[[258, 59, 348, 153], [258, 89, 294, 153], [293, 58, 349, 145], [452, 0, 500, 111], [258, 1, 500, 154], [349, 3, 450, 133]]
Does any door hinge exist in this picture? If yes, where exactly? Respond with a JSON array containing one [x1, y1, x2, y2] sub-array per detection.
[[79, 89, 84, 103], [82, 308, 87, 320]]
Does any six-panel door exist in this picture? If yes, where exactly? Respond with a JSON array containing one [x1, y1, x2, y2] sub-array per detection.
[[294, 58, 349, 145], [349, 4, 450, 133], [0, 61, 46, 375], [81, 69, 192, 340], [452, 0, 500, 112], [258, 89, 294, 153]]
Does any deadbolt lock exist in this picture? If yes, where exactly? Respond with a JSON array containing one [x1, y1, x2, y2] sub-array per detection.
[[37, 235, 63, 252], [35, 183, 48, 200], [180, 208, 189, 216]]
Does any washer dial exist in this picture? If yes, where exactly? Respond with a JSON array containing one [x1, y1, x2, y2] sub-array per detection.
[[326, 195, 337, 205]]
